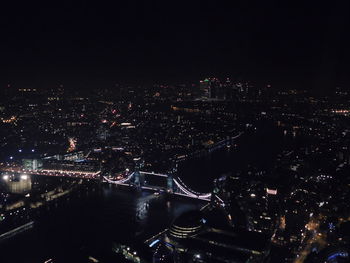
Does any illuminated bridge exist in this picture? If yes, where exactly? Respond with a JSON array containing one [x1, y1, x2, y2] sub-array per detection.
[[1, 167, 102, 179], [103, 171, 212, 201], [3, 133, 243, 201], [1, 167, 211, 201]]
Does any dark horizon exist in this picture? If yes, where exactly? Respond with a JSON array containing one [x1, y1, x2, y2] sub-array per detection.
[[1, 1, 350, 91]]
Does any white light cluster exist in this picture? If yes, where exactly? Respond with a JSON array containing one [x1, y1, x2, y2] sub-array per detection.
[[103, 172, 134, 184], [173, 178, 211, 199]]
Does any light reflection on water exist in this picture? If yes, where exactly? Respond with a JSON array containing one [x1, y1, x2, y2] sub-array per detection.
[[0, 174, 206, 263]]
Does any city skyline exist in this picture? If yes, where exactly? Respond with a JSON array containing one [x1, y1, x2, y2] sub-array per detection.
[[1, 1, 350, 262]]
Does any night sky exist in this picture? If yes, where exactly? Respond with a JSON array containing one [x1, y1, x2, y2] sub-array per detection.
[[1, 1, 349, 90]]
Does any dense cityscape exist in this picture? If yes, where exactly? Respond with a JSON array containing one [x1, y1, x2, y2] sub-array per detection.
[[1, 79, 350, 262], [1, 1, 350, 262]]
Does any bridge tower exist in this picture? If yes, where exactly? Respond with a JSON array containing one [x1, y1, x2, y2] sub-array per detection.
[[134, 170, 141, 187], [133, 169, 145, 187], [167, 173, 174, 193], [133, 160, 144, 188]]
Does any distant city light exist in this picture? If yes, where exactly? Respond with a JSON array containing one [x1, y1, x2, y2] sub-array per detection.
[[67, 138, 77, 152], [21, 174, 28, 180], [266, 188, 277, 195]]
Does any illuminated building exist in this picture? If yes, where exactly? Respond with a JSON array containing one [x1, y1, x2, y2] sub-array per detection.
[[199, 78, 222, 99], [159, 210, 270, 262]]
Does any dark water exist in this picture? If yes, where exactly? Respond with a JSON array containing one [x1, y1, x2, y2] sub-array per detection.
[[0, 176, 205, 263], [177, 126, 292, 193]]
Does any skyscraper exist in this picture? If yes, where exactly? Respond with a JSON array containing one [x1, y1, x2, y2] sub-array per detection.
[[199, 78, 222, 100]]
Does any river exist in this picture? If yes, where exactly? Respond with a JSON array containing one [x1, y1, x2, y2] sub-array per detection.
[[0, 175, 205, 262]]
